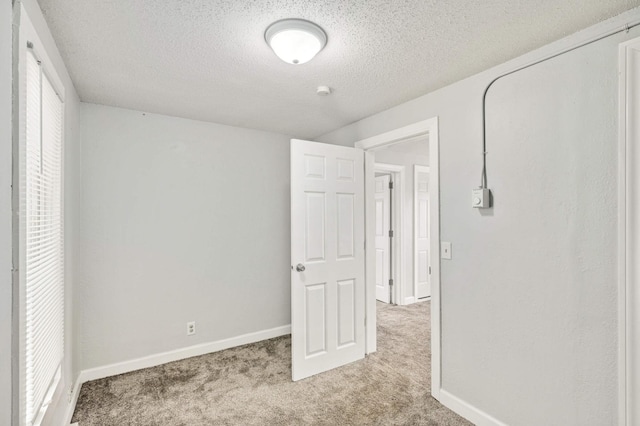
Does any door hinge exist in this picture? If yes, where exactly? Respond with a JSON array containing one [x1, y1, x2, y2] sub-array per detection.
[[389, 279, 393, 287], [389, 230, 394, 238], [389, 181, 394, 189], [429, 266, 432, 274]]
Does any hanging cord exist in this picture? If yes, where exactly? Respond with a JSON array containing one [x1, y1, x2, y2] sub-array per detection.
[[480, 19, 640, 189]]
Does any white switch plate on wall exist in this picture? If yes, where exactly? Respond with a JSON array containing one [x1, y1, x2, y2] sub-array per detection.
[[442, 242, 452, 259]]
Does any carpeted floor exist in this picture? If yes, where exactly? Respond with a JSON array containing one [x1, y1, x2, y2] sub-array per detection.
[[72, 301, 472, 425]]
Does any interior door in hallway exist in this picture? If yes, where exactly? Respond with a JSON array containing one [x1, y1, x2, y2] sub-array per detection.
[[415, 166, 430, 298], [290, 139, 365, 381], [374, 175, 391, 303]]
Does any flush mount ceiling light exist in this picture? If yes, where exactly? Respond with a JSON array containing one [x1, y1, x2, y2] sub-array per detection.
[[265, 19, 327, 65]]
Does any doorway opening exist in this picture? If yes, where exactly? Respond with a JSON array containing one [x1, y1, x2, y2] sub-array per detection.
[[372, 139, 431, 307], [355, 117, 441, 398], [288, 117, 440, 390]]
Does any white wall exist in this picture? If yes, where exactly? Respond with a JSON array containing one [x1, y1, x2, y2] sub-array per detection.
[[79, 103, 292, 370], [1, 1, 14, 424], [374, 148, 429, 303], [318, 9, 640, 425], [60, 57, 81, 426], [17, 0, 82, 424]]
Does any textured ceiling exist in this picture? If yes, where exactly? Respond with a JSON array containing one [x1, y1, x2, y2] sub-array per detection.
[[37, 0, 640, 139]]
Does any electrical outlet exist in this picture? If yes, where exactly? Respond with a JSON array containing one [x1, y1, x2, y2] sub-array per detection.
[[187, 321, 196, 336]]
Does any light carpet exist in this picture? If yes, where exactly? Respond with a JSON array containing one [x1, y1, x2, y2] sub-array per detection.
[[72, 301, 472, 425]]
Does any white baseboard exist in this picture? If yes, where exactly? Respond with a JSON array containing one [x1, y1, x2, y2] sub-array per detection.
[[63, 375, 83, 425], [66, 324, 291, 423], [402, 296, 432, 305], [80, 325, 291, 383], [403, 296, 416, 305], [437, 388, 507, 426]]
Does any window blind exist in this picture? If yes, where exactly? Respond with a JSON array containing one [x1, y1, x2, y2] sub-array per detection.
[[24, 49, 64, 426]]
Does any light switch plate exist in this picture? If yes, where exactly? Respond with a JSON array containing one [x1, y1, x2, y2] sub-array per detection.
[[441, 242, 452, 260]]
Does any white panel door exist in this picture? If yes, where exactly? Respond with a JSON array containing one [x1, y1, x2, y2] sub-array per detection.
[[291, 139, 365, 381], [374, 175, 391, 303], [415, 166, 430, 298]]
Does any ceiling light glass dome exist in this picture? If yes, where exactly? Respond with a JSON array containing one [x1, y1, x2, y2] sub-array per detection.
[[265, 19, 327, 65]]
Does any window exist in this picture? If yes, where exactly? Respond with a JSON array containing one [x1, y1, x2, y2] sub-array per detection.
[[22, 46, 64, 426]]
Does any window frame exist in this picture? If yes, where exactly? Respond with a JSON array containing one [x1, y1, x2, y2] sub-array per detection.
[[17, 8, 66, 426]]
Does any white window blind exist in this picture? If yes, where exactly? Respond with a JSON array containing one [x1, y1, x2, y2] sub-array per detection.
[[24, 49, 64, 426]]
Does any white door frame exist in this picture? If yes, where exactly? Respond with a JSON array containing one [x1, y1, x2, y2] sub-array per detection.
[[355, 117, 441, 398], [414, 165, 431, 300], [374, 163, 405, 306], [619, 37, 640, 426]]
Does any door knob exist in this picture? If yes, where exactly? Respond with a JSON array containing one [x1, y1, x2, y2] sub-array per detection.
[[296, 263, 306, 272]]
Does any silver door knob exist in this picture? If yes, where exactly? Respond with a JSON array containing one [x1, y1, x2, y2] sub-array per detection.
[[296, 263, 306, 272]]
